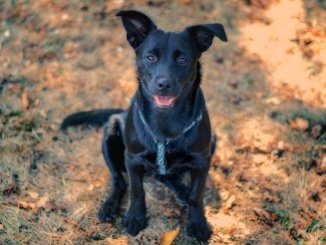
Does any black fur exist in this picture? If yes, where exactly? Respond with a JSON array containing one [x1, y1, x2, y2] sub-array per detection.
[[61, 10, 227, 242]]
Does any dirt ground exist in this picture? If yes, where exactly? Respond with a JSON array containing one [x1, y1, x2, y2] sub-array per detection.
[[0, 0, 325, 244]]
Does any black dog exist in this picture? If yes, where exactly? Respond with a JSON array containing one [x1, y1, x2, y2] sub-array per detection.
[[61, 10, 227, 241]]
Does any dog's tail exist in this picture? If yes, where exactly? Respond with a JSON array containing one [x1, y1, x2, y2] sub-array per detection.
[[60, 109, 124, 130]]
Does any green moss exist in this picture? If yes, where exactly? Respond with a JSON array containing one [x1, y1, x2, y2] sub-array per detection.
[[275, 209, 292, 230], [9, 110, 23, 117], [306, 219, 322, 233]]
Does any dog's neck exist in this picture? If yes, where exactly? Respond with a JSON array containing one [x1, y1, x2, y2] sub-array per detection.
[[135, 63, 204, 139]]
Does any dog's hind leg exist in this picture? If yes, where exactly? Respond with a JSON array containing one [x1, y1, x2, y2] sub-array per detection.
[[98, 116, 127, 222]]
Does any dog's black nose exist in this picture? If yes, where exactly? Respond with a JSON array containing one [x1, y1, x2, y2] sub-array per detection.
[[156, 79, 173, 91]]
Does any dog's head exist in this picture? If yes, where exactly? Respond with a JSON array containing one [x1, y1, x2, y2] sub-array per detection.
[[116, 10, 227, 109]]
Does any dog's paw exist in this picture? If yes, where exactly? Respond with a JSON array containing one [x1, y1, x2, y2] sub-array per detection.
[[125, 211, 147, 236], [98, 201, 118, 223], [187, 220, 212, 242]]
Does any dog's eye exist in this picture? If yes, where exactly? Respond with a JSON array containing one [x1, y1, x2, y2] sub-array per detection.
[[177, 56, 188, 65], [146, 54, 158, 63]]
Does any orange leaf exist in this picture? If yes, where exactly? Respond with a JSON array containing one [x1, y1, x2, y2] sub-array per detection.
[[21, 91, 30, 110], [27, 190, 39, 199], [290, 117, 309, 131], [160, 226, 180, 245], [179, 0, 191, 4], [36, 196, 49, 208]]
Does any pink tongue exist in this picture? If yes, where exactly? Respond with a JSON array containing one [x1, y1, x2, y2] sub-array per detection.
[[154, 96, 174, 106]]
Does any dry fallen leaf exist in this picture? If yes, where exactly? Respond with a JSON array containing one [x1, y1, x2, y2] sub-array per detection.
[[105, 0, 125, 12], [179, 0, 191, 4], [21, 91, 30, 110], [17, 199, 36, 209], [160, 226, 180, 245], [277, 141, 285, 150], [290, 117, 309, 131], [36, 196, 49, 208], [253, 154, 268, 164], [227, 227, 236, 235], [27, 190, 39, 199], [0, 224, 4, 230], [88, 184, 94, 191], [225, 195, 236, 210], [220, 190, 231, 201], [104, 236, 129, 244], [265, 97, 281, 105], [316, 155, 326, 174]]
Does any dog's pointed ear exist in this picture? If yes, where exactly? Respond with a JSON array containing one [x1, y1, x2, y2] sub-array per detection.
[[185, 23, 227, 53], [116, 10, 157, 48]]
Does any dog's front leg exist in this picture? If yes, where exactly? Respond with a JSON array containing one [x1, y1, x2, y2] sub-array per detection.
[[125, 154, 147, 236], [187, 165, 212, 241]]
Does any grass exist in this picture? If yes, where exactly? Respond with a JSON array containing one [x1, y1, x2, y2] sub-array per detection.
[[0, 0, 325, 244]]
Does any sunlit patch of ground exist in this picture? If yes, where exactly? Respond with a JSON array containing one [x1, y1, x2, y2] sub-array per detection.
[[240, 0, 326, 107], [1, 0, 325, 244]]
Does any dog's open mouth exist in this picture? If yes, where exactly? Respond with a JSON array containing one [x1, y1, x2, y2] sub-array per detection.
[[153, 95, 175, 107]]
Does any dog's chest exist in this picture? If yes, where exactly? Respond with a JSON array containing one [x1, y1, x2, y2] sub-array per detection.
[[143, 148, 193, 175]]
